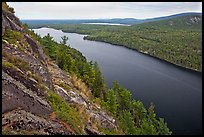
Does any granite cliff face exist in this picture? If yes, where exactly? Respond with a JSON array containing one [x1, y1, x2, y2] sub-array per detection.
[[2, 3, 117, 135], [2, 7, 22, 36]]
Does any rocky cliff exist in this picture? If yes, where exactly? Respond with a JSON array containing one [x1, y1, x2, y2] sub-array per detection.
[[2, 3, 117, 135]]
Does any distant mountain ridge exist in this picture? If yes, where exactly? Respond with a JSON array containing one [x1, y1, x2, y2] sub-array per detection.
[[132, 12, 202, 30], [21, 18, 141, 25], [21, 12, 202, 25], [140, 12, 202, 23]]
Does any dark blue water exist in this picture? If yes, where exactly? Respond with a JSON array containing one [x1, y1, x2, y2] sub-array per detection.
[[33, 27, 202, 135]]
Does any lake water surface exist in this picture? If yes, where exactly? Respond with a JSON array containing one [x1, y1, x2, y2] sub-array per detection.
[[81, 23, 131, 26], [33, 27, 202, 135]]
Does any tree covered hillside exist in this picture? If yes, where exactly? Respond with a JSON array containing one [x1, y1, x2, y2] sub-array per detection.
[[27, 13, 202, 72], [132, 13, 202, 31], [24, 27, 172, 135], [2, 2, 172, 135]]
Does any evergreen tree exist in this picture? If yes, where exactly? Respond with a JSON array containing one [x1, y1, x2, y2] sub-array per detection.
[[41, 33, 57, 59], [119, 88, 132, 111], [25, 28, 173, 135], [157, 118, 172, 135], [131, 100, 147, 127], [118, 110, 136, 135], [105, 89, 118, 115], [148, 102, 157, 126], [93, 62, 106, 99], [60, 35, 69, 45], [139, 119, 158, 135]]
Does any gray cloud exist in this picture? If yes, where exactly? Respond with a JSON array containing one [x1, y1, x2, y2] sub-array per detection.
[[7, 2, 202, 19]]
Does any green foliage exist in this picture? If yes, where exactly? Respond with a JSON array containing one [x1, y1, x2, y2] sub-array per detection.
[[112, 81, 132, 111], [56, 44, 76, 72], [118, 88, 132, 111], [139, 119, 158, 135], [22, 23, 28, 29], [58, 82, 71, 91], [92, 62, 107, 99], [85, 27, 202, 72], [29, 31, 107, 100], [2, 60, 16, 69], [103, 89, 118, 116], [2, 128, 14, 135], [31, 73, 43, 84], [118, 110, 137, 134], [24, 27, 42, 43], [131, 100, 147, 127], [2, 29, 23, 44], [100, 128, 121, 135], [2, 2, 15, 13], [148, 103, 157, 125], [3, 51, 29, 72], [29, 22, 202, 72], [48, 91, 84, 134], [157, 118, 172, 135], [2, 4, 175, 135], [132, 13, 202, 31], [2, 2, 9, 11], [24, 28, 172, 135], [60, 35, 69, 45], [103, 81, 172, 135], [41, 33, 58, 59]]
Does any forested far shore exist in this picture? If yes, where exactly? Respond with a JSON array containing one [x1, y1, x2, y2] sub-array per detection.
[[27, 22, 202, 72]]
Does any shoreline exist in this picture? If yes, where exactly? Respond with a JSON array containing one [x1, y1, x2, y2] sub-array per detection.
[[31, 27, 202, 74], [82, 36, 202, 74]]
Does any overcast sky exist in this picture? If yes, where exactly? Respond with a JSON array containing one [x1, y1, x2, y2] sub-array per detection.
[[7, 2, 202, 20]]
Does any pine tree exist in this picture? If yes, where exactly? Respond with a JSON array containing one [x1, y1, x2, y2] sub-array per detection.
[[60, 35, 69, 45], [147, 102, 157, 126], [157, 118, 172, 135], [106, 89, 118, 115], [118, 110, 136, 135], [139, 119, 158, 135], [93, 62, 106, 99], [131, 100, 147, 127]]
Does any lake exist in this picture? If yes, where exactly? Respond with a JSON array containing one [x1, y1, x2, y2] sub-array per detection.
[[81, 23, 131, 26], [33, 27, 202, 135]]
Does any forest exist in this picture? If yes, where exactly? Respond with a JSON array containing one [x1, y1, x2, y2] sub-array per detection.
[[22, 25, 172, 135], [3, 2, 202, 135], [28, 15, 202, 72]]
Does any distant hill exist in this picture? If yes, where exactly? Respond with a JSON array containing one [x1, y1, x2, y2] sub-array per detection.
[[21, 18, 142, 25], [140, 12, 201, 22], [22, 12, 202, 27], [132, 12, 202, 31]]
